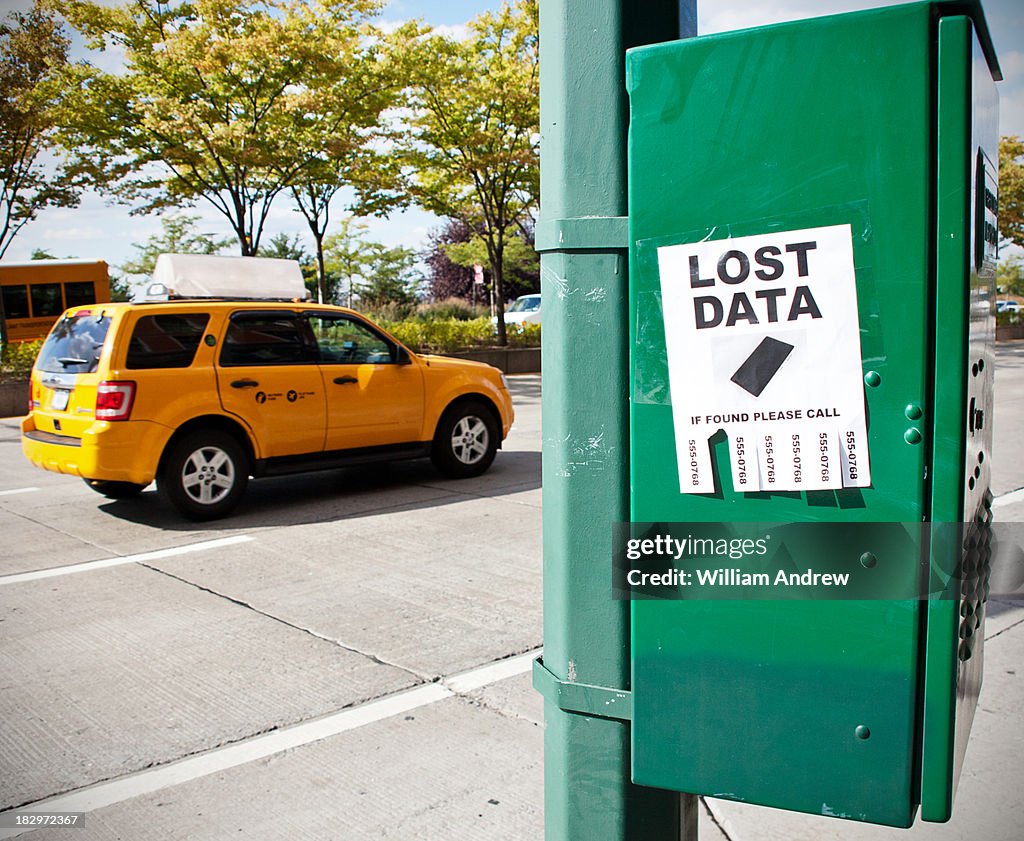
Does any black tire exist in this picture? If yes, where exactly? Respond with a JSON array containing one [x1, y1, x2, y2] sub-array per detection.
[[83, 479, 148, 499], [431, 400, 499, 478], [159, 430, 249, 520]]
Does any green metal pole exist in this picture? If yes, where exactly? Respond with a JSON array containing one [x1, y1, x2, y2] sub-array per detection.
[[536, 1, 692, 838]]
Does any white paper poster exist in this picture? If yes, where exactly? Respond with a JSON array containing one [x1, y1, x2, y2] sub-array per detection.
[[656, 223, 871, 494]]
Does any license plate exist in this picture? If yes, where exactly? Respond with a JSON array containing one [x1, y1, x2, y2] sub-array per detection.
[[50, 389, 70, 412]]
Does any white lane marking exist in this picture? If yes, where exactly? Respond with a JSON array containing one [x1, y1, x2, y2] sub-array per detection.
[[0, 487, 39, 497], [443, 650, 540, 694], [994, 487, 1024, 509], [0, 648, 541, 837], [0, 535, 253, 587]]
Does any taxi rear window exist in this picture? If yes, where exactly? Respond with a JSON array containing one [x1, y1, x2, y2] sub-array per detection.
[[126, 313, 210, 369], [36, 313, 111, 375]]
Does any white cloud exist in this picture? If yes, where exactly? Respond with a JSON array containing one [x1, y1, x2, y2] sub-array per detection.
[[376, 19, 409, 35], [1001, 51, 1024, 80], [86, 41, 128, 76], [380, 17, 470, 40], [1001, 88, 1024, 137], [37, 224, 106, 243], [433, 23, 470, 40]]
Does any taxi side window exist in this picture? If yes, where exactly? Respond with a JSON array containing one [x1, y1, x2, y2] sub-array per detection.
[[220, 313, 317, 366], [307, 314, 396, 364], [126, 314, 211, 369]]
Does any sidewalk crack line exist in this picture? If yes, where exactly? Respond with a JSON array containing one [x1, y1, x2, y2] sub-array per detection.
[[137, 562, 432, 683]]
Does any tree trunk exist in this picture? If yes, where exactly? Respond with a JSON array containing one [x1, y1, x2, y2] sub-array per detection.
[[315, 234, 327, 304], [493, 248, 508, 347]]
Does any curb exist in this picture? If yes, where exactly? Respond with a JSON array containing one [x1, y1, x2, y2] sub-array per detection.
[[440, 347, 540, 374]]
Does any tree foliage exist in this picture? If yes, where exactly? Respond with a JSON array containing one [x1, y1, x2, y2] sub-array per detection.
[[403, 0, 538, 345], [444, 228, 538, 300], [0, 3, 79, 260], [29, 247, 70, 260], [323, 217, 380, 307], [323, 217, 420, 310], [997, 256, 1024, 297], [423, 219, 476, 302], [284, 17, 419, 302], [1000, 135, 1024, 249], [60, 0, 403, 257], [120, 213, 231, 277], [108, 272, 133, 302], [357, 245, 421, 312]]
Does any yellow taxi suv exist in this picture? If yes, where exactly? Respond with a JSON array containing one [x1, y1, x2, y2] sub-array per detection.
[[21, 254, 514, 520]]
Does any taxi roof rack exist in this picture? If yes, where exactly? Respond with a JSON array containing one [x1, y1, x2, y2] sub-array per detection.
[[137, 289, 313, 304]]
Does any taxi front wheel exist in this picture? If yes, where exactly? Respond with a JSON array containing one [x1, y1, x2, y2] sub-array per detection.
[[159, 430, 248, 520], [431, 400, 499, 478]]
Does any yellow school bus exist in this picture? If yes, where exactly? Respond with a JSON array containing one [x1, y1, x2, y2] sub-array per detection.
[[1, 260, 111, 342]]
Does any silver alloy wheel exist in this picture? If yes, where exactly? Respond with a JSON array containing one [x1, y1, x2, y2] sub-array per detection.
[[451, 415, 490, 465], [181, 444, 236, 506]]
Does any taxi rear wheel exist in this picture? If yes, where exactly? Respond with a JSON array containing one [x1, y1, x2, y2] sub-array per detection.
[[431, 400, 499, 478], [159, 430, 248, 520], [83, 479, 147, 499]]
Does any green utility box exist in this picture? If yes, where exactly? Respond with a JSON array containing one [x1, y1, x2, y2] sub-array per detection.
[[627, 1, 999, 828]]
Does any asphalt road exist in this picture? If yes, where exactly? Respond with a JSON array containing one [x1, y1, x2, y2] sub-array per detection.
[[1, 348, 1022, 841], [0, 375, 545, 840]]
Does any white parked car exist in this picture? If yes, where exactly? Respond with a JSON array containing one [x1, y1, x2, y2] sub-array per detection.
[[503, 293, 541, 327]]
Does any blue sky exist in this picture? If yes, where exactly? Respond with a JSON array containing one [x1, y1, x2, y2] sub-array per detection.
[[1, 0, 1022, 270]]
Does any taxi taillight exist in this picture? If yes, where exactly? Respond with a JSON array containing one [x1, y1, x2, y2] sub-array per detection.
[[96, 381, 136, 421]]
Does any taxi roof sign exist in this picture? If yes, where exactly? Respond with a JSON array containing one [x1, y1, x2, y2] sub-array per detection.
[[145, 254, 309, 301]]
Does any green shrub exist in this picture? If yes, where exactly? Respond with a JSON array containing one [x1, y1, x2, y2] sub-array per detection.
[[379, 317, 540, 354], [362, 300, 417, 323], [413, 298, 488, 322], [1, 340, 43, 382], [505, 322, 541, 348]]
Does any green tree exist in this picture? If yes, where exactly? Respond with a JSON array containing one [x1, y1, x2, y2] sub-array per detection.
[[402, 0, 538, 345], [287, 20, 420, 303], [997, 256, 1024, 297], [358, 245, 421, 311], [120, 213, 231, 277], [30, 248, 70, 260], [999, 135, 1024, 249], [108, 271, 132, 302], [0, 3, 79, 263], [259, 232, 321, 300], [323, 217, 381, 307], [444, 231, 538, 301], [60, 0, 391, 257]]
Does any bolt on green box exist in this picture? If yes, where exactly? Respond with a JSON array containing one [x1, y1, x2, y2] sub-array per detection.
[[626, 1, 999, 827]]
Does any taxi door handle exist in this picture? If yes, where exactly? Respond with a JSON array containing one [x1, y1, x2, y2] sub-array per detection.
[[231, 379, 259, 389], [333, 376, 358, 385]]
